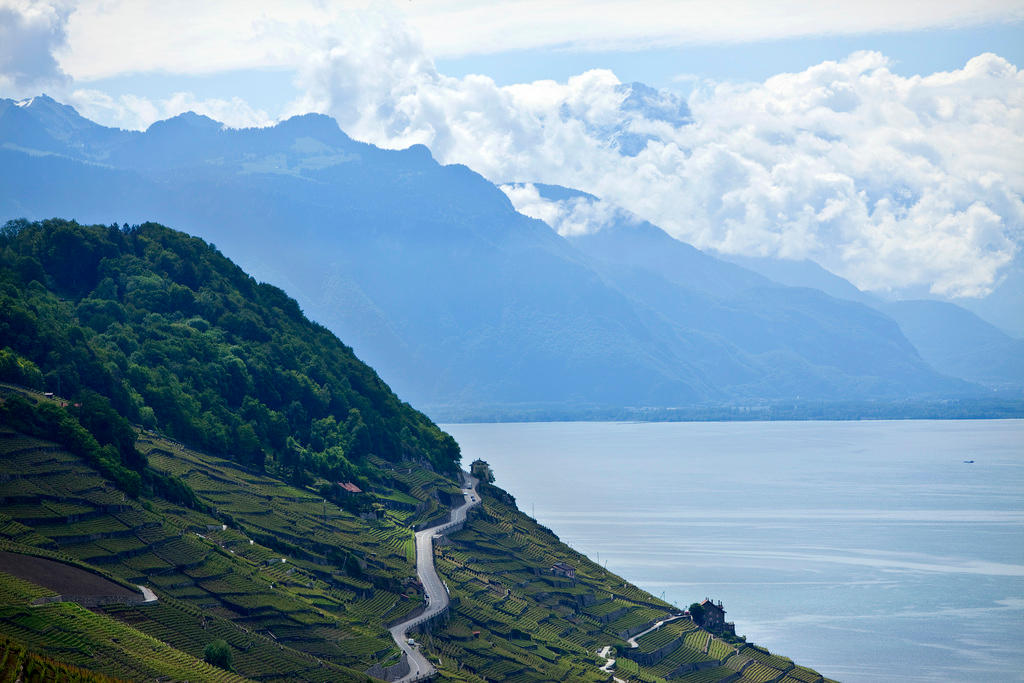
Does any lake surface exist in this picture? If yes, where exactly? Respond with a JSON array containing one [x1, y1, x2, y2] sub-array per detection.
[[442, 420, 1024, 682]]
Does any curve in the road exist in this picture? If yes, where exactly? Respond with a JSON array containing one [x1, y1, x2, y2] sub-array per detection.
[[625, 614, 686, 648], [386, 471, 480, 683]]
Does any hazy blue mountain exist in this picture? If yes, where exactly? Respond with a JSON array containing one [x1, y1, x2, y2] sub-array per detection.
[[560, 207, 965, 399], [875, 300, 1024, 390], [718, 252, 876, 305], [562, 214, 770, 298], [0, 98, 716, 412], [716, 252, 1024, 390], [0, 97, 979, 417], [958, 257, 1024, 339], [0, 95, 134, 160]]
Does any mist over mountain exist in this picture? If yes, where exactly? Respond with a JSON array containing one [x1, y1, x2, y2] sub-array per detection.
[[958, 258, 1024, 339], [507, 183, 1024, 397], [0, 96, 997, 418]]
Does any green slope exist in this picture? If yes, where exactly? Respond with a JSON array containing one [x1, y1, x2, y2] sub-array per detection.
[[0, 218, 831, 682], [0, 422, 401, 680], [0, 420, 833, 682], [421, 482, 834, 683]]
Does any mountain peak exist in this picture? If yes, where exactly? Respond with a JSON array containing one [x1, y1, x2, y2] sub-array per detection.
[[275, 112, 349, 141], [0, 93, 110, 156], [19, 93, 57, 108], [146, 111, 223, 134], [18, 94, 94, 126]]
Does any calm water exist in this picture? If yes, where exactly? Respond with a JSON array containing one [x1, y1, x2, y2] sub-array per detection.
[[442, 420, 1024, 682]]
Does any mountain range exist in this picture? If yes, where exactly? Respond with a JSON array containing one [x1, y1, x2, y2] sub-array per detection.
[[1, 95, 1020, 419]]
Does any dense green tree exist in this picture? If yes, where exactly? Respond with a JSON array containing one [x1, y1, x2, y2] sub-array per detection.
[[0, 219, 460, 482], [689, 602, 705, 626], [203, 639, 232, 670], [0, 347, 43, 389]]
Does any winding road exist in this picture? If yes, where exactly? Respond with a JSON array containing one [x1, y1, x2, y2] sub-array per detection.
[[594, 613, 687, 682], [625, 614, 685, 648], [387, 471, 480, 682]]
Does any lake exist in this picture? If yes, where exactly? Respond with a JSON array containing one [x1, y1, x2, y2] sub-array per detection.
[[442, 420, 1024, 682]]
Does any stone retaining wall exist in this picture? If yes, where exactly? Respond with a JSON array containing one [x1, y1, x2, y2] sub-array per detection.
[[668, 657, 729, 677], [366, 652, 410, 681]]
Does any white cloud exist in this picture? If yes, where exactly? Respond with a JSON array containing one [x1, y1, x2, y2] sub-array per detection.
[[48, 0, 1024, 80], [59, 0, 321, 80], [67, 89, 273, 130], [0, 0, 71, 96], [292, 13, 1023, 298], [500, 183, 632, 237], [4, 1, 1022, 298], [405, 0, 1024, 58]]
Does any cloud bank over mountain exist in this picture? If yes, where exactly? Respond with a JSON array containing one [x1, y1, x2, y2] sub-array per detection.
[[295, 22, 1023, 300], [3, 0, 1023, 300]]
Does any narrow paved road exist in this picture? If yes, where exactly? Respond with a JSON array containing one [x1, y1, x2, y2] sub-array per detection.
[[625, 614, 686, 648], [387, 472, 480, 682]]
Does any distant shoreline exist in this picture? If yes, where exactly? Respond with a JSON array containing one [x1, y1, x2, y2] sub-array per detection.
[[429, 399, 1024, 424]]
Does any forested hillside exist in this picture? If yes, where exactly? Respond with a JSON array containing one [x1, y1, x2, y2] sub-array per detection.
[[0, 218, 459, 488]]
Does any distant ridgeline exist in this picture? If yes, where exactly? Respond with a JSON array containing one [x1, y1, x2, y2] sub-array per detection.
[[0, 218, 834, 682], [3, 96, 1020, 423]]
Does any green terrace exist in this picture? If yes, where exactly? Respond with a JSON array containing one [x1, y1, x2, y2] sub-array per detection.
[[138, 435, 448, 581], [633, 620, 696, 654], [415, 484, 831, 683], [0, 403, 834, 683], [0, 424, 465, 678], [0, 571, 248, 683], [421, 486, 663, 681], [0, 631, 127, 683]]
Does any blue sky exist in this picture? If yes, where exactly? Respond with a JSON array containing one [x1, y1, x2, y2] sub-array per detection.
[[2, 1, 1018, 124], [438, 22, 1024, 88], [30, 5, 1023, 120], [75, 20, 1024, 114]]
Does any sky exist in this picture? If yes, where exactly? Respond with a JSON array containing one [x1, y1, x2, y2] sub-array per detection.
[[2, 0, 1023, 301]]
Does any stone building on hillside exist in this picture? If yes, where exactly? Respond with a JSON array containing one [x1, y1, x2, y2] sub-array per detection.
[[699, 598, 735, 634], [701, 599, 726, 629], [550, 561, 576, 580]]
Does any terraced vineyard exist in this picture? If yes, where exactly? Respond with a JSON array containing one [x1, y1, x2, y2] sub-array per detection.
[[0, 632, 129, 683], [0, 420, 460, 680], [0, 569, 246, 682], [414, 484, 836, 683], [0, 402, 837, 683]]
